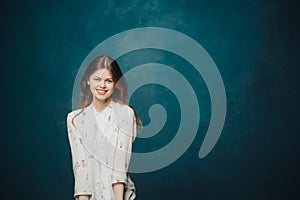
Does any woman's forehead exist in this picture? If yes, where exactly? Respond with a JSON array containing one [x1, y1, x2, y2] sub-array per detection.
[[91, 68, 112, 78]]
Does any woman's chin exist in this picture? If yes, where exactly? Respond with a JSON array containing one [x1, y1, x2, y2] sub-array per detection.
[[94, 94, 112, 102]]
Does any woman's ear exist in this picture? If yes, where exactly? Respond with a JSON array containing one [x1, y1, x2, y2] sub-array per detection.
[[87, 81, 90, 85]]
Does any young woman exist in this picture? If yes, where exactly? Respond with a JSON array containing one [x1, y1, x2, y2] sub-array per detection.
[[66, 56, 138, 200]]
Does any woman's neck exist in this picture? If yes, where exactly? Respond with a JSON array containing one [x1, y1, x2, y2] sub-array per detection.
[[92, 97, 112, 112]]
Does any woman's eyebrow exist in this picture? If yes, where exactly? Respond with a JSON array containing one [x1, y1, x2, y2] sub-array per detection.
[[92, 76, 113, 79]]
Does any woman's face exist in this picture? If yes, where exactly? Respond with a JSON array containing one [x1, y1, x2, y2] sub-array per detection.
[[88, 68, 115, 103]]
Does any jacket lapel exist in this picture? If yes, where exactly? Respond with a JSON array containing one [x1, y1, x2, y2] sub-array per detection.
[[76, 104, 106, 162]]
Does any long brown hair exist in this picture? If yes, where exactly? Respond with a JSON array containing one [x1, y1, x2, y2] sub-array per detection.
[[72, 55, 142, 126], [80, 55, 127, 107]]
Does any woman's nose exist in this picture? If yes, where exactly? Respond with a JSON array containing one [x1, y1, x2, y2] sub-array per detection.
[[99, 80, 105, 87]]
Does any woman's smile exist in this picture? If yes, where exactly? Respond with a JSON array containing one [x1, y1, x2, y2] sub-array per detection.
[[96, 88, 108, 95]]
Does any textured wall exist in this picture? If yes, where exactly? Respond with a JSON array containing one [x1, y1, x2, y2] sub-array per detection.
[[1, 0, 299, 199]]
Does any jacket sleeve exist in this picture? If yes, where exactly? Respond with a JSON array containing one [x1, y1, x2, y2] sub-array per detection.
[[111, 107, 136, 185], [67, 113, 92, 198]]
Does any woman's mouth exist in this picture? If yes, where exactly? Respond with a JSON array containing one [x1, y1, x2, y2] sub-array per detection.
[[96, 89, 108, 95]]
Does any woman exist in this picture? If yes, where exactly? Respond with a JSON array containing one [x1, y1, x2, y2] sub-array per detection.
[[66, 56, 138, 200]]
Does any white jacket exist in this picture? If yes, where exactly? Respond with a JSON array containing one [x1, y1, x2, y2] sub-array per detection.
[[66, 101, 136, 200]]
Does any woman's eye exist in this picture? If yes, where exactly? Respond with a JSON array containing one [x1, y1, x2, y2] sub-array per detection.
[[106, 79, 113, 83], [93, 78, 100, 82]]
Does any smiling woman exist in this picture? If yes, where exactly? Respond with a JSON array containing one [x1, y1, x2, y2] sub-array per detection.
[[87, 68, 116, 110], [77, 56, 128, 111], [66, 56, 139, 200]]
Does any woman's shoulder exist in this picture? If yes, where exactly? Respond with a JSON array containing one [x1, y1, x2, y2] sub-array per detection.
[[113, 101, 134, 116], [66, 108, 84, 121], [67, 103, 94, 118], [67, 108, 81, 116]]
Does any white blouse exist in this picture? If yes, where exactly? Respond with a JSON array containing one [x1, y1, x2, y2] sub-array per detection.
[[67, 101, 136, 200]]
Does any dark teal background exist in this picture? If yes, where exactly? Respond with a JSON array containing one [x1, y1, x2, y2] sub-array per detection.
[[1, 0, 299, 199]]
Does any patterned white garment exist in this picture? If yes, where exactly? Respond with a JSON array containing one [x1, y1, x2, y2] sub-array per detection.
[[67, 101, 136, 200]]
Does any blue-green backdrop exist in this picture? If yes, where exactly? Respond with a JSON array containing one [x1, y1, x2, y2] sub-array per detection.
[[1, 0, 299, 199]]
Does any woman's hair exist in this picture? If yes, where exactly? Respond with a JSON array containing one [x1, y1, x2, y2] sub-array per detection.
[[79, 55, 127, 108], [72, 55, 142, 126]]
